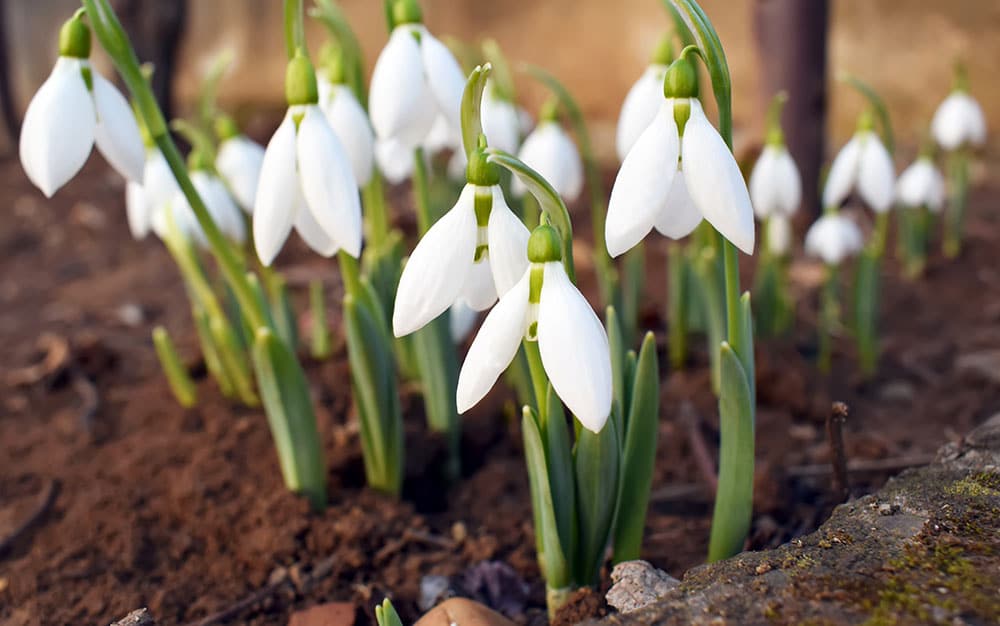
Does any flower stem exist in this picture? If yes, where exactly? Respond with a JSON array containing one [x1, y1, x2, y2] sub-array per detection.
[[284, 0, 306, 59], [943, 148, 970, 258]]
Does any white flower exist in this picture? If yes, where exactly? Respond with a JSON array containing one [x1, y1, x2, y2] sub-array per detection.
[[822, 131, 895, 213], [393, 183, 529, 336], [616, 64, 668, 162], [318, 78, 375, 187], [20, 56, 144, 198], [606, 98, 755, 257], [128, 147, 178, 240], [456, 249, 612, 433], [804, 213, 864, 266], [513, 121, 584, 201], [216, 135, 264, 213], [750, 144, 801, 219], [931, 91, 986, 151], [253, 105, 362, 265], [449, 300, 479, 343], [482, 81, 522, 155], [896, 157, 945, 212], [369, 22, 465, 155], [765, 215, 793, 257], [170, 170, 246, 247]]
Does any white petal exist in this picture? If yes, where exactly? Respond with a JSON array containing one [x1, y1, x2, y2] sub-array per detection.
[[423, 113, 458, 154], [168, 187, 206, 248], [766, 215, 792, 257], [822, 135, 862, 209], [296, 106, 363, 257], [419, 30, 466, 132], [487, 185, 530, 295], [253, 113, 299, 266], [376, 137, 417, 183], [653, 169, 703, 239], [125, 180, 149, 239], [932, 92, 986, 150], [555, 125, 585, 201], [681, 100, 755, 255], [926, 164, 946, 213], [449, 300, 479, 343], [323, 84, 375, 186], [606, 103, 678, 257], [392, 185, 478, 336], [456, 270, 530, 413], [216, 136, 265, 212], [144, 149, 179, 234], [294, 191, 339, 257], [857, 133, 895, 213], [963, 95, 987, 145], [772, 147, 802, 216], [92, 70, 145, 183], [482, 86, 522, 154], [616, 65, 667, 162], [460, 257, 499, 311], [514, 122, 583, 201], [369, 25, 436, 146], [896, 159, 933, 208], [805, 214, 862, 266], [537, 262, 612, 432], [751, 145, 801, 218], [19, 57, 95, 197], [201, 173, 245, 244]]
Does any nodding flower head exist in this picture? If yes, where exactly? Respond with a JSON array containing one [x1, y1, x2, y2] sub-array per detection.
[[317, 47, 375, 188], [606, 48, 755, 258], [931, 68, 986, 151], [750, 93, 801, 220], [822, 111, 896, 214], [513, 100, 584, 202], [214, 116, 265, 214], [456, 224, 612, 433], [896, 156, 945, 213], [616, 35, 674, 162], [804, 212, 864, 266], [20, 12, 145, 198]]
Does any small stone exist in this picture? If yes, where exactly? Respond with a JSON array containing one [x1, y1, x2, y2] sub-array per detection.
[[451, 521, 468, 543], [288, 602, 355, 626], [755, 562, 773, 575], [414, 598, 515, 626], [606, 560, 680, 614], [110, 609, 155, 626], [418, 575, 453, 612], [956, 351, 1000, 385], [877, 503, 898, 516], [117, 303, 144, 327], [879, 380, 915, 403]]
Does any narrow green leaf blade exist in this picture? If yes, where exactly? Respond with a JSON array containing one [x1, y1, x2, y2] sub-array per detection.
[[460, 64, 491, 157], [573, 417, 620, 585], [523, 407, 570, 589], [152, 326, 197, 408]]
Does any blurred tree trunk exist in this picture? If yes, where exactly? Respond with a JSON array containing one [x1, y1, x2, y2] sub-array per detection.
[[753, 0, 829, 219], [113, 0, 188, 119], [0, 4, 17, 154]]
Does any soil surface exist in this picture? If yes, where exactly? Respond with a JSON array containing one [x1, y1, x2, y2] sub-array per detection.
[[1, 153, 999, 626]]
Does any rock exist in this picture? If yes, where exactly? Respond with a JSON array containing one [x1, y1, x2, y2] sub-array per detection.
[[955, 350, 1000, 385], [589, 418, 1000, 626], [606, 561, 680, 614], [110, 609, 155, 626], [287, 602, 355, 626], [414, 598, 516, 626]]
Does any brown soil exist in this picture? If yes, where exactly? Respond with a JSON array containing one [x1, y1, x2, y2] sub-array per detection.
[[1, 154, 998, 626]]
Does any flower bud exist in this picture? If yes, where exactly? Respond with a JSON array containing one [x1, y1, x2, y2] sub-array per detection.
[[527, 224, 563, 264], [59, 12, 91, 59], [285, 49, 319, 106]]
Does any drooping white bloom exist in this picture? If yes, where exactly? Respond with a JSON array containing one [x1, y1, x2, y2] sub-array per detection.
[[606, 98, 755, 257], [931, 91, 986, 151], [750, 144, 802, 219], [127, 147, 178, 240], [482, 81, 522, 155], [616, 64, 668, 162], [253, 104, 362, 265], [513, 120, 584, 201], [318, 78, 375, 187], [392, 183, 529, 337], [896, 157, 945, 212], [170, 170, 246, 247], [456, 245, 612, 433], [804, 213, 864, 266], [216, 134, 264, 213], [822, 131, 895, 213], [766, 215, 793, 257], [20, 57, 144, 198]]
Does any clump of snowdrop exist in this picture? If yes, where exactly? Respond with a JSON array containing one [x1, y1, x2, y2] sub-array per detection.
[[456, 223, 611, 432], [393, 139, 529, 336], [513, 100, 584, 202], [20, 11, 144, 198], [616, 36, 673, 162], [253, 50, 362, 265], [822, 111, 895, 215], [606, 47, 755, 257], [214, 116, 264, 213]]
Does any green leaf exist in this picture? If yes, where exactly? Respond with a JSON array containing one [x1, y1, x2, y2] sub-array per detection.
[[738, 292, 756, 409], [482, 38, 516, 102], [309, 280, 332, 360], [374, 598, 404, 626], [252, 327, 327, 509], [209, 314, 259, 407], [543, 385, 576, 574], [621, 244, 645, 348], [152, 326, 197, 408], [667, 243, 689, 369], [522, 407, 570, 589], [841, 74, 895, 155], [692, 247, 725, 394], [853, 249, 881, 377], [707, 342, 754, 562], [193, 306, 234, 398], [267, 273, 299, 353], [460, 64, 492, 157], [613, 332, 660, 563], [310, 0, 369, 107], [573, 417, 620, 585], [606, 306, 626, 430]]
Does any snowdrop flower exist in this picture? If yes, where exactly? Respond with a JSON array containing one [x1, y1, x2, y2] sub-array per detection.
[[456, 224, 611, 432], [317, 67, 374, 187], [369, 0, 465, 161], [20, 13, 144, 198], [616, 37, 672, 162], [168, 151, 245, 247], [606, 51, 755, 257], [822, 112, 895, 213], [481, 80, 522, 155], [804, 213, 864, 266], [253, 51, 362, 265], [513, 100, 584, 202], [897, 155, 945, 212], [931, 73, 986, 151], [127, 147, 178, 240], [214, 116, 264, 213], [750, 146, 801, 219], [393, 143, 530, 337]]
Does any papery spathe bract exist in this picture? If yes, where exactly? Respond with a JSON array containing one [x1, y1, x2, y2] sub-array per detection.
[[804, 213, 864, 266], [932, 91, 986, 151], [513, 121, 584, 202], [20, 57, 144, 198], [216, 135, 265, 213], [318, 78, 375, 187], [750, 144, 801, 219], [822, 131, 895, 213], [897, 157, 945, 212], [616, 64, 668, 162]]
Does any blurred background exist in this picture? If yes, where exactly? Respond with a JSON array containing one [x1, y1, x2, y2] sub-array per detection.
[[1, 0, 995, 194]]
